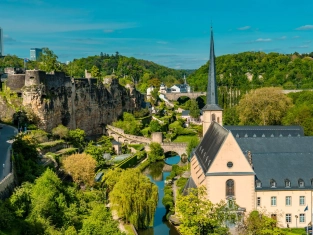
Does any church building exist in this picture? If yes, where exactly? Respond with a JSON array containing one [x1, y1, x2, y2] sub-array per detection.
[[188, 28, 313, 228]]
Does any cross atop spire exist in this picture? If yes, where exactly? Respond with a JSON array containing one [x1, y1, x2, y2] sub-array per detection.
[[202, 27, 222, 111]]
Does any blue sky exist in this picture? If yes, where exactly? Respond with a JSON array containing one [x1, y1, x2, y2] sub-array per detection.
[[1, 0, 313, 69]]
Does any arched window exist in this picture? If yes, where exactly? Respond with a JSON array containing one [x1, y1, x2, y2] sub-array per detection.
[[285, 179, 291, 188], [217, 117, 220, 124], [256, 180, 262, 188], [212, 114, 216, 122], [226, 179, 235, 196], [298, 179, 305, 188], [270, 179, 276, 188]]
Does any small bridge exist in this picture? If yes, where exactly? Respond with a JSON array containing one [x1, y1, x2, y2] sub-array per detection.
[[164, 92, 205, 101], [106, 125, 188, 157]]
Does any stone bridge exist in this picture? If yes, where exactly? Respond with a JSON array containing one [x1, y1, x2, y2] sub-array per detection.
[[106, 125, 188, 157], [164, 92, 205, 101]]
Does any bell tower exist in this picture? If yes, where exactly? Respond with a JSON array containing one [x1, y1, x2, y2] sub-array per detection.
[[202, 28, 223, 135]]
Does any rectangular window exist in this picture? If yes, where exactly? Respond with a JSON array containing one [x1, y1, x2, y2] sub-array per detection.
[[300, 213, 305, 223], [257, 197, 261, 206], [286, 196, 291, 206], [271, 196, 277, 206], [286, 213, 291, 223], [300, 196, 305, 206]]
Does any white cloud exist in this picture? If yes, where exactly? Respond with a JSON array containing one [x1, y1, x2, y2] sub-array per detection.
[[296, 25, 313, 30], [293, 36, 300, 39], [237, 26, 251, 30], [277, 36, 287, 40], [255, 38, 272, 42], [3, 35, 17, 43]]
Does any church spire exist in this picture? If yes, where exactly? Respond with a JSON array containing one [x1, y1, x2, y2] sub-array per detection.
[[202, 27, 222, 111]]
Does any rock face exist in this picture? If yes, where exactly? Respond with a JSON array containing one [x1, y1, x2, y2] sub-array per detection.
[[4, 70, 143, 135]]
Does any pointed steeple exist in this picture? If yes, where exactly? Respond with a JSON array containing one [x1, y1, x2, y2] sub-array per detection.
[[202, 27, 222, 111]]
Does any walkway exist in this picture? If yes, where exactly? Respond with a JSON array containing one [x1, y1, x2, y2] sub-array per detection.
[[0, 124, 17, 180]]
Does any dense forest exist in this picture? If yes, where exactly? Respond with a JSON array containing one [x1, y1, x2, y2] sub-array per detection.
[[188, 51, 313, 92]]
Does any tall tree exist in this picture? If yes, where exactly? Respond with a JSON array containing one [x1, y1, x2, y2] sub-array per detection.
[[148, 142, 164, 162], [237, 87, 292, 125], [63, 153, 96, 186], [39, 48, 60, 72], [176, 186, 238, 235], [189, 99, 200, 118], [107, 168, 158, 229], [52, 124, 69, 139]]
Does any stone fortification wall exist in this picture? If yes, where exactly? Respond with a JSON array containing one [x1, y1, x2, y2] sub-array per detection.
[[0, 170, 15, 200], [107, 125, 151, 144], [6, 74, 26, 91], [4, 70, 144, 135]]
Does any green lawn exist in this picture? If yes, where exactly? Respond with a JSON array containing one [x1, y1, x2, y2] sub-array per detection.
[[282, 228, 307, 235], [172, 135, 195, 143]]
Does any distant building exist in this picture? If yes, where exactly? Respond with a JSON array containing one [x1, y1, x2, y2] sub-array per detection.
[[159, 83, 167, 94], [0, 27, 3, 56], [170, 75, 191, 93], [30, 48, 42, 61]]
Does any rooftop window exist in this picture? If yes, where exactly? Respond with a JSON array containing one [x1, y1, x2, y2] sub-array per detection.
[[270, 179, 276, 188], [299, 179, 305, 188]]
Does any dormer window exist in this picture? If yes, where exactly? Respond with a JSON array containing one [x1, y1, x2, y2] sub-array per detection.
[[311, 179, 313, 187], [299, 179, 305, 188], [270, 179, 276, 188], [285, 179, 291, 188], [256, 180, 262, 188]]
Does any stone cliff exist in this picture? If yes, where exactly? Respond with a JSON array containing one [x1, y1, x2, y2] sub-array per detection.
[[2, 70, 143, 135]]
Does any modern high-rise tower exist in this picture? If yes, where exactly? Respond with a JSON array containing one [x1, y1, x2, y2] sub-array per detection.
[[30, 48, 43, 61], [0, 27, 3, 56], [202, 27, 223, 135]]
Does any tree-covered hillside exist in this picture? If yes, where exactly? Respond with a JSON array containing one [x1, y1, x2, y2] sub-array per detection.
[[188, 51, 313, 91]]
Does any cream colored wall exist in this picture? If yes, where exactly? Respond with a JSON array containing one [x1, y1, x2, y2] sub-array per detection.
[[201, 134, 256, 212], [256, 190, 313, 228], [208, 134, 254, 174], [202, 110, 223, 135], [206, 175, 255, 212]]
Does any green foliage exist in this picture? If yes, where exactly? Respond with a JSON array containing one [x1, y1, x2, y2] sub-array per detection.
[[238, 210, 285, 235], [133, 108, 150, 118], [0, 200, 16, 230], [38, 48, 61, 72], [166, 164, 185, 180], [27, 129, 49, 143], [188, 51, 313, 93], [149, 120, 162, 132], [68, 128, 86, 149], [52, 124, 69, 139], [12, 134, 44, 183], [176, 186, 237, 235], [188, 99, 200, 118], [113, 112, 142, 135], [148, 142, 164, 163], [0, 55, 23, 69], [85, 136, 114, 169], [162, 185, 174, 212], [283, 91, 313, 136], [186, 136, 200, 158], [106, 168, 158, 229], [223, 106, 240, 125], [237, 87, 292, 125], [38, 140, 65, 150]]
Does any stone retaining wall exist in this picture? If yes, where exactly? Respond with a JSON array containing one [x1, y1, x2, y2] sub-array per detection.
[[0, 166, 15, 200]]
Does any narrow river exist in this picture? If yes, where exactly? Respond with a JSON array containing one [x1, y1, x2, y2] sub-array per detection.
[[138, 156, 180, 235]]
